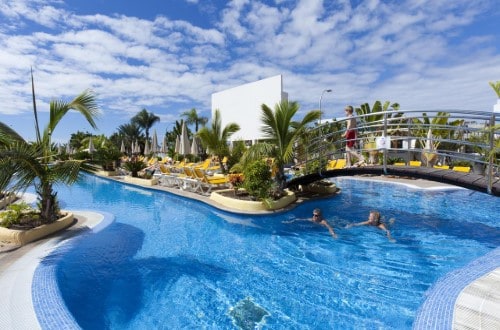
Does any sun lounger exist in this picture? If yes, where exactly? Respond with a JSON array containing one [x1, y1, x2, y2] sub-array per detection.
[[409, 161, 421, 167], [433, 165, 450, 170], [156, 164, 184, 188], [181, 167, 204, 193], [327, 159, 346, 170], [452, 166, 470, 173], [193, 168, 229, 194]]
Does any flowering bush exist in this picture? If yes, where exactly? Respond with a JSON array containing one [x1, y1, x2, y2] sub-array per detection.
[[228, 173, 244, 188]]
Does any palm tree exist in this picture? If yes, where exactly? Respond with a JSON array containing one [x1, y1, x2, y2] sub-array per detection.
[[242, 100, 321, 190], [181, 108, 208, 132], [197, 109, 240, 172], [0, 89, 100, 223], [412, 112, 464, 166], [355, 100, 402, 135], [0, 122, 24, 147], [131, 108, 160, 141], [116, 122, 144, 153]]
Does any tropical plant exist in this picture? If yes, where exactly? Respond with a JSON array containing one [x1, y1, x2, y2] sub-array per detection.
[[123, 158, 146, 177], [241, 100, 321, 191], [68, 130, 92, 150], [0, 89, 100, 223], [116, 122, 144, 152], [227, 140, 247, 172], [489, 81, 500, 98], [197, 109, 240, 173], [181, 108, 208, 132], [242, 160, 272, 200], [131, 108, 160, 141], [0, 201, 36, 228], [355, 100, 403, 137], [93, 145, 122, 171], [0, 122, 24, 147], [411, 112, 464, 167]]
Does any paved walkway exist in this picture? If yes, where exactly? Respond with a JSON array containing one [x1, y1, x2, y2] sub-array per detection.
[[0, 211, 104, 330], [0, 175, 498, 329]]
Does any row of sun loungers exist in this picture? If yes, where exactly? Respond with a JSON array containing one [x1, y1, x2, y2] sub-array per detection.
[[154, 164, 230, 195], [326, 158, 472, 172]]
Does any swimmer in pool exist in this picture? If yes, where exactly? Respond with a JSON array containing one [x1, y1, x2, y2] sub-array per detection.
[[283, 208, 337, 238], [346, 210, 395, 241]]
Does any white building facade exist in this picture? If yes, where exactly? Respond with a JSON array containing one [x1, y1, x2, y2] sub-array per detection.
[[211, 75, 288, 145]]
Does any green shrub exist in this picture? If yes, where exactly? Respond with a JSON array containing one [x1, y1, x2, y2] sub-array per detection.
[[0, 202, 32, 228], [451, 160, 472, 167], [243, 160, 272, 200], [305, 158, 327, 175], [387, 157, 405, 165]]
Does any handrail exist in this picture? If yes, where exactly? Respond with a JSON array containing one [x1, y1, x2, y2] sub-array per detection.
[[293, 108, 499, 194]]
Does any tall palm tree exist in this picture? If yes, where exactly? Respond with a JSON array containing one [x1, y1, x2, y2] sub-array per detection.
[[0, 89, 100, 223], [243, 100, 320, 190], [181, 108, 208, 132], [197, 109, 240, 172], [117, 122, 144, 151], [131, 108, 160, 141]]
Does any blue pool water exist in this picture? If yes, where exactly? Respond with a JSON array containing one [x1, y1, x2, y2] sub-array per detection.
[[34, 174, 499, 329]]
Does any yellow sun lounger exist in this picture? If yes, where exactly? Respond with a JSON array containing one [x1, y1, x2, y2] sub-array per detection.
[[193, 168, 229, 194], [409, 161, 421, 167], [327, 159, 346, 170], [452, 166, 470, 173]]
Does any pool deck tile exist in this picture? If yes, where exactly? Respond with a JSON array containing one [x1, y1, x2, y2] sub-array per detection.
[[413, 247, 500, 330]]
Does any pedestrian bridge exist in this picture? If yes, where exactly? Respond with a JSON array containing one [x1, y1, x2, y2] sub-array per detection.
[[286, 108, 499, 196], [286, 165, 500, 196]]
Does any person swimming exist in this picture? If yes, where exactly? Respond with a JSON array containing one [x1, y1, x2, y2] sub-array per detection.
[[346, 210, 394, 241], [283, 208, 337, 238]]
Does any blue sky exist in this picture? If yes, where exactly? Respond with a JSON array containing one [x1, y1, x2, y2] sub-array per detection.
[[1, 0, 499, 143]]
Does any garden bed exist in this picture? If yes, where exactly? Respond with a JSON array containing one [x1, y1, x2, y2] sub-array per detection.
[[210, 189, 296, 212], [0, 212, 74, 246]]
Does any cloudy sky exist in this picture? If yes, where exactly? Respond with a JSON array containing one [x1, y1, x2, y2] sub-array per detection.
[[1, 0, 499, 143]]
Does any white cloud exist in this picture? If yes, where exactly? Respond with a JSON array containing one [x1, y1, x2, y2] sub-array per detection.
[[0, 0, 499, 142]]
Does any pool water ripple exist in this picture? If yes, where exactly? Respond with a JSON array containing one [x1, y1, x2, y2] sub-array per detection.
[[31, 174, 499, 329]]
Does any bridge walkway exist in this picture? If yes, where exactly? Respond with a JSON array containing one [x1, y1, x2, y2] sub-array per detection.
[[286, 165, 500, 196]]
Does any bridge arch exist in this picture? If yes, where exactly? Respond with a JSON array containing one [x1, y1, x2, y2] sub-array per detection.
[[286, 165, 500, 196]]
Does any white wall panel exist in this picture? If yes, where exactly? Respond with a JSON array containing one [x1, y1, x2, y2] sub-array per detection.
[[211, 75, 287, 143]]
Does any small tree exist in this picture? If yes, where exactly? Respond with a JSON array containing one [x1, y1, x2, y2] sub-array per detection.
[[0, 88, 100, 223], [197, 109, 240, 173], [242, 160, 272, 200]]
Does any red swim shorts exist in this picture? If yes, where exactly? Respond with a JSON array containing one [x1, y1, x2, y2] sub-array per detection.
[[346, 130, 356, 148]]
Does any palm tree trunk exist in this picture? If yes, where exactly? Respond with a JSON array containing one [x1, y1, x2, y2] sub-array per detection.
[[37, 181, 57, 223]]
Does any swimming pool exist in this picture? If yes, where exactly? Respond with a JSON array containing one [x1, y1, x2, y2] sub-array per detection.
[[33, 174, 499, 329]]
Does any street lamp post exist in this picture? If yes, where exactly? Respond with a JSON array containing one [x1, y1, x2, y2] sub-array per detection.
[[318, 89, 332, 174], [319, 89, 332, 125]]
